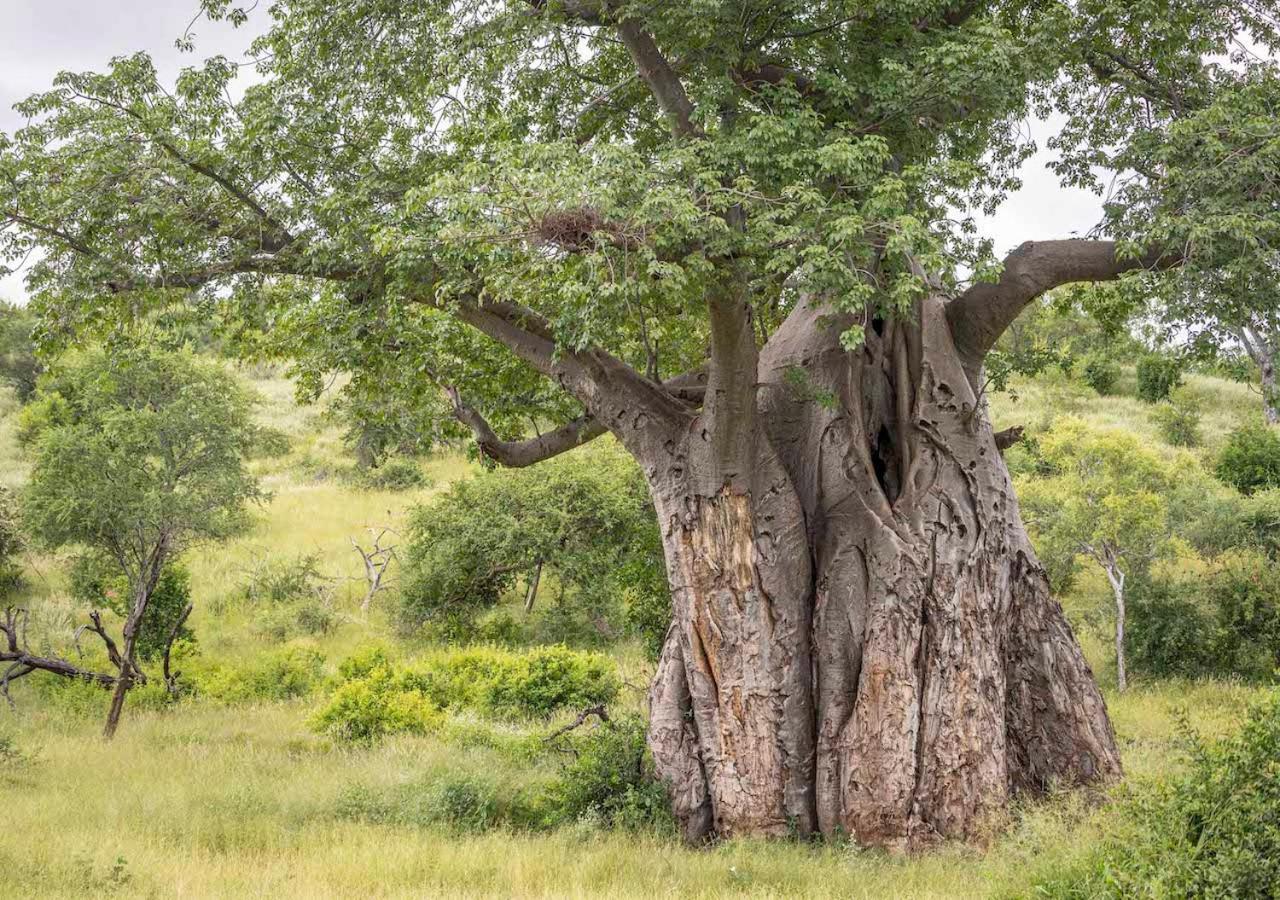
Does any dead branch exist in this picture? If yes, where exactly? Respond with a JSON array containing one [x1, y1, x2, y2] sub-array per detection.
[[545, 703, 611, 743], [351, 527, 398, 613], [162, 602, 194, 698], [1, 607, 119, 707]]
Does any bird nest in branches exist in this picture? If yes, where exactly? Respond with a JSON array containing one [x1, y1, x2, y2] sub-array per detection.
[[535, 207, 639, 253]]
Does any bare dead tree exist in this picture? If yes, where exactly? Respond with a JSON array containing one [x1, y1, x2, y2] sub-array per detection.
[[350, 527, 398, 613], [1, 605, 189, 709]]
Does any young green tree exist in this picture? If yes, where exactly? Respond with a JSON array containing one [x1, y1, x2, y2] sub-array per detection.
[[0, 301, 41, 403], [400, 443, 666, 644], [2, 0, 1279, 848], [11, 349, 260, 737], [1018, 418, 1181, 692]]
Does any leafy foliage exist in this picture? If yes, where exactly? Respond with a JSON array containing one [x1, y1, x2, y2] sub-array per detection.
[[312, 645, 620, 742], [0, 302, 40, 403], [1018, 417, 1181, 593], [1081, 353, 1121, 396], [71, 555, 196, 661], [1216, 422, 1280, 496], [547, 714, 673, 832], [400, 445, 666, 644], [21, 349, 261, 588], [0, 486, 22, 597], [1136, 353, 1183, 404], [1129, 553, 1280, 682], [197, 645, 326, 704], [1150, 388, 1202, 447], [1035, 692, 1280, 898]]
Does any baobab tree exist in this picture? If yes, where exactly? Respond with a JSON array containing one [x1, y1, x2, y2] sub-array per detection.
[[3, 0, 1278, 850]]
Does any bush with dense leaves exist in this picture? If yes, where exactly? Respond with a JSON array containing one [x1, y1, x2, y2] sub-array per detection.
[[546, 714, 673, 831], [1136, 353, 1184, 403], [312, 644, 620, 742], [1128, 553, 1280, 682], [399, 444, 667, 649], [0, 486, 22, 596], [196, 645, 326, 703], [1080, 353, 1121, 395], [1216, 422, 1280, 495], [1034, 692, 1280, 898], [249, 425, 292, 459], [350, 456, 430, 491], [0, 302, 40, 404], [1150, 389, 1202, 447]]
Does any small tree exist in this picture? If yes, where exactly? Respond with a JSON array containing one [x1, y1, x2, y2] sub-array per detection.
[[1018, 418, 1179, 692], [13, 349, 260, 736], [0, 302, 40, 404]]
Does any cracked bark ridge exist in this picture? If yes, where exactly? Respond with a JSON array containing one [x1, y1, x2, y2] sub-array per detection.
[[644, 290, 1121, 852]]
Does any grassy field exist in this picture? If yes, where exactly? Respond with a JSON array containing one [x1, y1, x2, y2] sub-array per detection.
[[0, 364, 1272, 899]]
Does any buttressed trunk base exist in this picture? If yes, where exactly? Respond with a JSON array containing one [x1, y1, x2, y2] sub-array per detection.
[[645, 294, 1121, 852]]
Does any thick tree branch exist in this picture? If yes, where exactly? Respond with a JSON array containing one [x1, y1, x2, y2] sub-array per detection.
[[948, 240, 1182, 365], [445, 369, 707, 468], [0, 608, 119, 702], [614, 18, 701, 139]]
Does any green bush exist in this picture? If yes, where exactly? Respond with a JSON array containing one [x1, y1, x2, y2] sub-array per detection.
[[71, 556, 195, 661], [253, 599, 336, 641], [547, 714, 672, 831], [1136, 353, 1184, 403], [239, 554, 330, 605], [197, 645, 326, 703], [331, 772, 548, 833], [351, 457, 430, 492], [249, 425, 292, 459], [0, 486, 22, 596], [399, 444, 667, 642], [313, 645, 620, 742], [1129, 553, 1280, 681], [1216, 422, 1280, 495], [1035, 692, 1280, 898], [1080, 353, 1121, 395], [1234, 488, 1280, 558], [1151, 389, 1203, 447]]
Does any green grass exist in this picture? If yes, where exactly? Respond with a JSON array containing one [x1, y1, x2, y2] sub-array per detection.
[[0, 366, 1274, 898]]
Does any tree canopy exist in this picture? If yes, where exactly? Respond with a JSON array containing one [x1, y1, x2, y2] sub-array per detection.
[[1, 1, 1276, 450]]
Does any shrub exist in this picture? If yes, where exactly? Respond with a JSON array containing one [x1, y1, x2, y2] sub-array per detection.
[[1136, 353, 1183, 403], [1151, 389, 1203, 447], [0, 486, 22, 596], [351, 457, 429, 492], [1129, 553, 1280, 681], [1080, 353, 1121, 395], [1216, 422, 1280, 495], [1234, 488, 1280, 558], [331, 772, 547, 832], [547, 714, 672, 831], [249, 425, 292, 459], [310, 666, 442, 742], [71, 556, 196, 661], [313, 645, 620, 741], [1035, 692, 1280, 898], [239, 554, 330, 605], [197, 645, 326, 703], [253, 599, 337, 641], [399, 444, 667, 640]]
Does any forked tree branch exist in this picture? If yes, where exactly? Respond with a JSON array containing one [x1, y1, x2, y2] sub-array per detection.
[[947, 240, 1182, 366]]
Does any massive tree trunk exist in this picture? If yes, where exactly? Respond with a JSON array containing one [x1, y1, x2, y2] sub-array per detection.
[[643, 291, 1121, 851]]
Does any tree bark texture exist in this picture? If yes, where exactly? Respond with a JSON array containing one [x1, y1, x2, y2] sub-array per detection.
[[639, 292, 1121, 851]]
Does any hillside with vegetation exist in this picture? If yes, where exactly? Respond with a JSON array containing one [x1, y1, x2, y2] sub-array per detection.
[[2, 317, 1279, 897]]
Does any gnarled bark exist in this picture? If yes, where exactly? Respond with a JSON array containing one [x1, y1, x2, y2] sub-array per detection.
[[644, 290, 1121, 852]]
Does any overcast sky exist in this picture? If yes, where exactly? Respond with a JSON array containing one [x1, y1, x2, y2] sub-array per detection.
[[0, 0, 1107, 303]]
